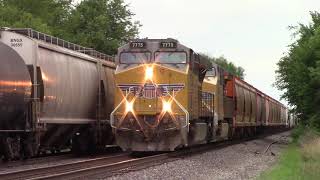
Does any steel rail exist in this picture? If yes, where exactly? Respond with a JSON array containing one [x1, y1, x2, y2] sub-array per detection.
[[0, 153, 72, 169], [0, 152, 131, 180], [0, 141, 233, 180], [0, 130, 289, 180], [33, 153, 172, 180], [43, 138, 257, 180]]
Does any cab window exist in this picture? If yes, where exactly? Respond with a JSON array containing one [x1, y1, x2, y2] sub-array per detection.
[[206, 67, 217, 77], [120, 52, 151, 64], [155, 52, 187, 64]]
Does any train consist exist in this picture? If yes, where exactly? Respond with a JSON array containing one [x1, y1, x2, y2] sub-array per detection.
[[111, 39, 289, 151], [0, 27, 291, 160], [0, 28, 115, 160]]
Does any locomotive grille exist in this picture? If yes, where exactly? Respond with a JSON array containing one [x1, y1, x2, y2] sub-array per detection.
[[200, 92, 214, 117], [143, 84, 157, 99]]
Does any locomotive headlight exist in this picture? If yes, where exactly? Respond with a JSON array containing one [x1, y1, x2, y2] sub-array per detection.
[[125, 100, 134, 113], [162, 101, 172, 112], [145, 66, 153, 81]]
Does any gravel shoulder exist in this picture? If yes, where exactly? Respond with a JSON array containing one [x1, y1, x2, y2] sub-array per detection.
[[106, 131, 291, 180]]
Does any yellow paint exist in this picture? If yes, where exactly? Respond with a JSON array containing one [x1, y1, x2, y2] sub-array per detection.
[[114, 63, 201, 120], [202, 76, 224, 120]]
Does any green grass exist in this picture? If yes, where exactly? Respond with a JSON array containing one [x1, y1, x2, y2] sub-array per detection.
[[259, 130, 320, 180]]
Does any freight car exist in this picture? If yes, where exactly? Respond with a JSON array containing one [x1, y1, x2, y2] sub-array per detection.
[[0, 28, 115, 160], [111, 39, 288, 151]]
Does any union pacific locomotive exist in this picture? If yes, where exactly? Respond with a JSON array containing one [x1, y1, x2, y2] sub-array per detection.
[[0, 27, 290, 160], [111, 39, 288, 151]]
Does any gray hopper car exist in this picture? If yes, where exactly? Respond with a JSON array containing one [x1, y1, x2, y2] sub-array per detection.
[[0, 28, 115, 160]]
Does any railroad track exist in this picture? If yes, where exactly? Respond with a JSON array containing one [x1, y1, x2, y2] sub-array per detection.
[[0, 152, 132, 180], [0, 145, 121, 168], [0, 130, 289, 180], [0, 142, 233, 180], [0, 152, 72, 169], [0, 141, 249, 180]]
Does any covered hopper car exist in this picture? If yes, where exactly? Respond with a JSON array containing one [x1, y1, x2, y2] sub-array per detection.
[[0, 28, 115, 160], [111, 39, 288, 152]]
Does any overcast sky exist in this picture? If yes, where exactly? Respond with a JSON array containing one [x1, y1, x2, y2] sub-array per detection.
[[124, 0, 320, 105]]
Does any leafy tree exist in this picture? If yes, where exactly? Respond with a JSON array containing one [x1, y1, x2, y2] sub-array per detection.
[[0, 2, 50, 33], [0, 0, 140, 55], [1, 0, 71, 25], [63, 0, 140, 54], [200, 53, 245, 79], [276, 11, 320, 128]]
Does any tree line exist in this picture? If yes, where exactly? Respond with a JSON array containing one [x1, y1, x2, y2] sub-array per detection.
[[201, 54, 245, 79], [0, 0, 140, 55], [0, 0, 245, 76], [276, 11, 320, 129]]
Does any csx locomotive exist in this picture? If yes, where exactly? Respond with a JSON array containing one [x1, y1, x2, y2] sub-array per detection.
[[111, 39, 288, 151]]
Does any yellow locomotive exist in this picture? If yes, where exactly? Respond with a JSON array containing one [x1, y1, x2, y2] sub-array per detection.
[[111, 39, 216, 151], [111, 39, 288, 151]]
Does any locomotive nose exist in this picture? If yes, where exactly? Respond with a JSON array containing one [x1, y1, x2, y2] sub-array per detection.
[[0, 41, 32, 130]]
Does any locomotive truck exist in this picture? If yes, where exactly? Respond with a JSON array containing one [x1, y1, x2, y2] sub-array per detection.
[[111, 39, 288, 151], [0, 28, 115, 160]]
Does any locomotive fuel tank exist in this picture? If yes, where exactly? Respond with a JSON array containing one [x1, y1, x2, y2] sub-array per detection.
[[0, 41, 31, 130]]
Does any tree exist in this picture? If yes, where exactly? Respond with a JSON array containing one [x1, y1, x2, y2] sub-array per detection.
[[275, 11, 320, 128], [0, 2, 50, 33], [200, 53, 245, 79], [0, 0, 140, 55], [63, 0, 140, 54], [0, 0, 72, 34]]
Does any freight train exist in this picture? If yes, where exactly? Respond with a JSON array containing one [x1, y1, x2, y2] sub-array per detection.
[[0, 28, 290, 159], [111, 39, 288, 151], [0, 28, 115, 160]]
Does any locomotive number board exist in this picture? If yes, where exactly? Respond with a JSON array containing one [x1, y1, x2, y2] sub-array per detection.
[[160, 42, 177, 48], [130, 42, 146, 48]]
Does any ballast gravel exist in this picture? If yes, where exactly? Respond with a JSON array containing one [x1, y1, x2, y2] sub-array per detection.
[[105, 131, 291, 180]]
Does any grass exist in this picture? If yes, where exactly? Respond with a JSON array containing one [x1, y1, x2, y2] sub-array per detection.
[[259, 128, 320, 180]]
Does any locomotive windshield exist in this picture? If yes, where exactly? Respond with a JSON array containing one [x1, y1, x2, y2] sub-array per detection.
[[155, 52, 187, 64], [120, 52, 151, 64]]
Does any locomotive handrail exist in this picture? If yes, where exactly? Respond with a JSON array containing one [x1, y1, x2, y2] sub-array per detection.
[[2, 27, 114, 62], [171, 95, 189, 131], [110, 98, 126, 128], [110, 86, 136, 129]]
